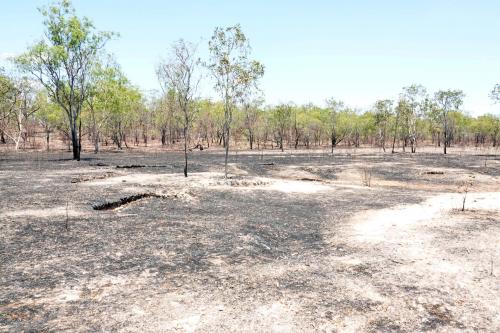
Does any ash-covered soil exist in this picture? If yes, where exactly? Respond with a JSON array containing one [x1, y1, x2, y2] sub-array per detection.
[[0, 147, 499, 332]]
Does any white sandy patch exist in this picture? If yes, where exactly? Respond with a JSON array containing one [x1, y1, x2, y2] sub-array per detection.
[[352, 192, 500, 243], [57, 288, 80, 302], [86, 172, 224, 188], [346, 191, 500, 287], [253, 302, 296, 332], [336, 315, 368, 333], [168, 314, 201, 333], [120, 293, 227, 333], [266, 180, 330, 193], [85, 173, 166, 186]]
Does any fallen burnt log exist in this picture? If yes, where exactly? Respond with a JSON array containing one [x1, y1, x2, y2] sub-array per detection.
[[92, 193, 166, 210], [116, 164, 146, 169]]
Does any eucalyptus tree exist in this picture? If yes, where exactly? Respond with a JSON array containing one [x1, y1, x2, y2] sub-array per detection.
[[86, 62, 111, 153], [373, 99, 393, 152], [474, 114, 500, 147], [0, 69, 16, 144], [0, 75, 40, 150], [87, 63, 140, 150], [86, 61, 138, 152], [107, 81, 141, 150], [434, 90, 465, 154], [424, 99, 442, 146], [392, 98, 408, 153], [242, 98, 263, 150], [16, 0, 114, 160], [153, 89, 178, 146], [290, 105, 302, 149], [36, 91, 65, 151], [157, 39, 199, 177], [271, 104, 292, 151], [206, 24, 264, 178], [326, 98, 346, 152], [402, 84, 427, 153]]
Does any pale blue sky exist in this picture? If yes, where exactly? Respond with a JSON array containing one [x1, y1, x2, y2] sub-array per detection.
[[1, 0, 499, 115]]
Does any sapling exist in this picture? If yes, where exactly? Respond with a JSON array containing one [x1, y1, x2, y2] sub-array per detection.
[[65, 200, 69, 231], [458, 177, 473, 211], [361, 167, 372, 187]]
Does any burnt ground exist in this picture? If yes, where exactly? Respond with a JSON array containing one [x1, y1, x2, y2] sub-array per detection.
[[0, 147, 499, 332]]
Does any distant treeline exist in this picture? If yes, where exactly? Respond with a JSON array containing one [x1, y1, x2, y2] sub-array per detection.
[[1, 82, 498, 153]]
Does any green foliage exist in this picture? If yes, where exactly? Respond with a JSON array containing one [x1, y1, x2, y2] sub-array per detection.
[[16, 0, 114, 113], [207, 24, 264, 106], [36, 91, 65, 130], [206, 24, 264, 176], [15, 0, 115, 158]]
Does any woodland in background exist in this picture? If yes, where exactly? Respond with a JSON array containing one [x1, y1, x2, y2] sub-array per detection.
[[1, 74, 499, 153], [1, 0, 499, 161]]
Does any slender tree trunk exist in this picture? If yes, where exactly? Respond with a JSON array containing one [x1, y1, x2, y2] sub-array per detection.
[[223, 100, 232, 179], [224, 122, 230, 178], [78, 118, 82, 154], [183, 125, 188, 177], [70, 111, 80, 160], [247, 126, 253, 150], [391, 114, 399, 154], [161, 128, 167, 146], [331, 132, 337, 154], [71, 128, 80, 160], [94, 130, 99, 154], [443, 132, 447, 154], [46, 130, 50, 152], [443, 116, 448, 155], [91, 109, 99, 153]]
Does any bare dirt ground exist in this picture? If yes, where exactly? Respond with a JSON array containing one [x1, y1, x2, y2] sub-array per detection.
[[1, 147, 499, 332]]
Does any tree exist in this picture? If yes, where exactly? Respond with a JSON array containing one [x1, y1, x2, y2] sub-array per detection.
[[326, 99, 346, 153], [392, 98, 408, 153], [373, 99, 393, 152], [0, 69, 17, 144], [36, 91, 65, 151], [157, 39, 199, 177], [271, 104, 292, 151], [474, 114, 500, 147], [86, 61, 140, 151], [242, 98, 262, 150], [206, 24, 264, 178], [86, 61, 112, 153], [0, 75, 40, 150], [425, 99, 442, 147], [16, 0, 113, 160], [434, 90, 465, 154], [402, 84, 427, 153]]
